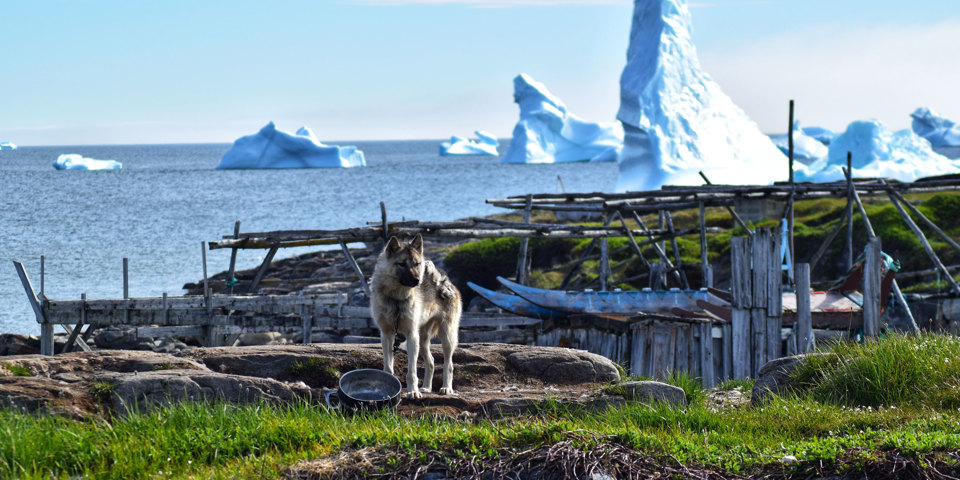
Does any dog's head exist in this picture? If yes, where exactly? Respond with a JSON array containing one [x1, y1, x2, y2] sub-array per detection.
[[382, 234, 425, 288]]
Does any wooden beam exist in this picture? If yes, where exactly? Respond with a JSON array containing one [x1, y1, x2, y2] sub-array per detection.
[[885, 188, 960, 295], [631, 211, 683, 286], [888, 188, 960, 256], [863, 238, 882, 338], [698, 171, 754, 235], [227, 221, 241, 294], [247, 244, 279, 294], [339, 240, 372, 298], [846, 153, 854, 270], [665, 211, 689, 289]]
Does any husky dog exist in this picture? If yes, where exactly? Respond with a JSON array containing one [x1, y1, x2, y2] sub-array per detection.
[[370, 234, 461, 398]]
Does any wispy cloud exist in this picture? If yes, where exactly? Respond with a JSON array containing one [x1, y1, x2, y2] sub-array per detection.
[[699, 19, 960, 132], [356, 0, 628, 7]]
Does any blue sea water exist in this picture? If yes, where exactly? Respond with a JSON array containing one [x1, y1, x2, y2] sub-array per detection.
[[0, 141, 617, 335]]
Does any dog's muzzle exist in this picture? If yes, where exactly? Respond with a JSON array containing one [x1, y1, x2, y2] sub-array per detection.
[[398, 272, 421, 287]]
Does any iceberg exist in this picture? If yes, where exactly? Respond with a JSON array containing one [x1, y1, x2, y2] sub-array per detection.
[[216, 122, 365, 169], [800, 126, 835, 145], [439, 130, 499, 156], [0, 141, 16, 150], [771, 121, 829, 163], [911, 107, 960, 147], [501, 73, 623, 164], [53, 154, 122, 171], [615, 0, 787, 192], [796, 119, 960, 183]]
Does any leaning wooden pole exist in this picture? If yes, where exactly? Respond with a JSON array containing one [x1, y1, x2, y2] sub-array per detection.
[[885, 189, 960, 296], [13, 260, 53, 355], [888, 188, 960, 256], [699, 171, 754, 235], [516, 194, 533, 285], [845, 153, 854, 270], [787, 99, 796, 284]]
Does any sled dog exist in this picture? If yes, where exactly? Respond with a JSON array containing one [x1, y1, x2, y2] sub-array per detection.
[[370, 234, 461, 398]]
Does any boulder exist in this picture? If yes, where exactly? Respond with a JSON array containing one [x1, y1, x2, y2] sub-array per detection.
[[751, 352, 835, 404], [619, 380, 687, 407], [95, 369, 314, 415], [505, 347, 621, 384]]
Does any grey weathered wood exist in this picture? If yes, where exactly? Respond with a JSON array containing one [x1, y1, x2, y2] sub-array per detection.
[[766, 314, 781, 363], [516, 194, 533, 284], [40, 324, 54, 356], [40, 255, 45, 299], [730, 237, 752, 308], [58, 323, 91, 352], [665, 211, 689, 289], [247, 244, 279, 294], [751, 308, 766, 376], [227, 221, 241, 293], [699, 322, 715, 387], [615, 211, 651, 270], [13, 260, 46, 324], [845, 154, 854, 270], [699, 201, 708, 287], [339, 240, 372, 298], [721, 323, 733, 381], [886, 189, 960, 295], [731, 308, 750, 379], [698, 171, 754, 235], [768, 227, 783, 316], [809, 206, 849, 272], [123, 257, 131, 324], [863, 238, 882, 339], [63, 293, 86, 354], [631, 211, 682, 286], [559, 215, 616, 289], [889, 188, 960, 256], [380, 201, 388, 242], [795, 263, 814, 353], [599, 216, 609, 291], [752, 229, 769, 310]]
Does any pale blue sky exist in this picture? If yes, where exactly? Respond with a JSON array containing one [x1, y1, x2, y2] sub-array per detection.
[[2, 0, 958, 146]]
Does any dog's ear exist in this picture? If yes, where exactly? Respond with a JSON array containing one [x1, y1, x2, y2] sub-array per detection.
[[411, 233, 423, 254], [385, 236, 401, 256]]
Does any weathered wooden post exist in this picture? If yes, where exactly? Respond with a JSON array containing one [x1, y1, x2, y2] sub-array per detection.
[[845, 153, 854, 271], [699, 201, 709, 287], [699, 321, 715, 388], [123, 257, 130, 325], [795, 263, 814, 353], [516, 194, 533, 285], [227, 221, 241, 294], [600, 213, 609, 291], [787, 100, 796, 284], [730, 237, 752, 379], [13, 260, 52, 355], [863, 238, 882, 339]]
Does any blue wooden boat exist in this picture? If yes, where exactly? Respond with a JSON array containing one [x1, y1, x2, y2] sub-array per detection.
[[467, 282, 567, 320], [495, 276, 728, 314]]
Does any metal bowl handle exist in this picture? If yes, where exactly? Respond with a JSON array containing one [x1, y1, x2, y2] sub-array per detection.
[[324, 390, 341, 410]]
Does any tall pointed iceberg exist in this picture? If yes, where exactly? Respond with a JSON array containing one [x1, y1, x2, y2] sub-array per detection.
[[615, 0, 787, 192], [502, 73, 623, 164]]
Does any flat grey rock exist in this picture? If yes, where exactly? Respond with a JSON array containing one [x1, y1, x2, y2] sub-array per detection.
[[619, 380, 687, 407]]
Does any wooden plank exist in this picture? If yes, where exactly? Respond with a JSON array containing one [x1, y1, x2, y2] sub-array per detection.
[[247, 244, 279, 294], [765, 314, 781, 362], [699, 201, 708, 287], [752, 229, 769, 310], [751, 308, 766, 376], [721, 323, 733, 381], [795, 263, 814, 353], [600, 216, 610, 291], [676, 324, 689, 373], [339, 241, 372, 298], [699, 322, 715, 387], [730, 237, 752, 308], [886, 189, 960, 295], [665, 211, 690, 289], [698, 171, 754, 235], [846, 153, 854, 270], [863, 238, 882, 339], [630, 211, 683, 285], [516, 194, 532, 285], [768, 226, 783, 316], [731, 308, 750, 379], [630, 323, 647, 377]]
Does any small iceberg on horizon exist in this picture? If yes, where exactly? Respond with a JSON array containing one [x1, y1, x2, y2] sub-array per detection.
[[0, 141, 17, 150], [911, 107, 960, 147], [771, 121, 829, 163], [501, 73, 623, 164], [615, 0, 787, 192], [439, 131, 499, 156], [53, 154, 122, 171], [216, 122, 366, 169], [796, 119, 960, 183]]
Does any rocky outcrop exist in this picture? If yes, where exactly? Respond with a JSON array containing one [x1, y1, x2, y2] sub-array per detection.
[[0, 343, 620, 419], [751, 352, 835, 404], [619, 380, 687, 407]]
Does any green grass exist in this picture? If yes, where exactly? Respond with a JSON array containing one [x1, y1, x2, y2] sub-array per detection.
[[1, 395, 958, 479], [5, 334, 960, 478], [792, 333, 960, 408], [2, 364, 31, 377]]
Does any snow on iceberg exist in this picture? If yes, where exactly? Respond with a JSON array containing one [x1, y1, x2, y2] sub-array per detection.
[[53, 154, 122, 171], [911, 107, 960, 147], [796, 119, 960, 183], [0, 141, 17, 150], [615, 0, 787, 192], [439, 131, 499, 156], [216, 122, 365, 169], [501, 73, 623, 164], [771, 121, 828, 163], [800, 126, 835, 145]]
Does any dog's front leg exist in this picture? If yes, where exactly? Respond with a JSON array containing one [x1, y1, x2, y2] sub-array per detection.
[[380, 329, 396, 375], [405, 332, 422, 399]]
